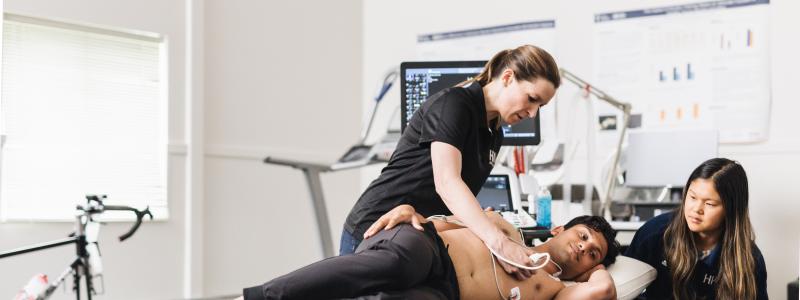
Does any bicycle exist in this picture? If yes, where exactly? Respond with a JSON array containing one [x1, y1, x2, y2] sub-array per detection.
[[0, 194, 152, 300]]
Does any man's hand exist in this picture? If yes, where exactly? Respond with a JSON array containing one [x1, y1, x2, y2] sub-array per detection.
[[363, 204, 427, 239]]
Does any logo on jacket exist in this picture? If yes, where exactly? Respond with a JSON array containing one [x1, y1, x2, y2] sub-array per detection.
[[702, 274, 717, 285]]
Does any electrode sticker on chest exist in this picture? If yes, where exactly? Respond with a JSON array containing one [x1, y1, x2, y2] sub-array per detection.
[[509, 286, 521, 300]]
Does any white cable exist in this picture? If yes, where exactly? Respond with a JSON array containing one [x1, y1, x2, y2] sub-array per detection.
[[431, 213, 564, 293], [485, 242, 551, 271], [488, 237, 564, 300], [426, 215, 465, 227], [430, 214, 562, 273], [426, 215, 447, 221], [490, 250, 507, 300]]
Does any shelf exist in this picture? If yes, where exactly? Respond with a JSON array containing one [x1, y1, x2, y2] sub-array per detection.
[[609, 221, 645, 231]]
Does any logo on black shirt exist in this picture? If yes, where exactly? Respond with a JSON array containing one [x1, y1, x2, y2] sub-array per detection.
[[489, 149, 496, 166]]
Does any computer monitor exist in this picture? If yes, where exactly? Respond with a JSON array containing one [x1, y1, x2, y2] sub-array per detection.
[[500, 117, 540, 146], [400, 61, 541, 146], [476, 174, 515, 212], [625, 129, 719, 187]]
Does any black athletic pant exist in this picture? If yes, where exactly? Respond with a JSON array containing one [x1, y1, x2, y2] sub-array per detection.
[[243, 223, 459, 300]]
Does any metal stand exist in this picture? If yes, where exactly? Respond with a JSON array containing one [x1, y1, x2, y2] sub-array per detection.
[[264, 156, 383, 258], [559, 69, 632, 217], [261, 69, 397, 258], [264, 157, 336, 257]]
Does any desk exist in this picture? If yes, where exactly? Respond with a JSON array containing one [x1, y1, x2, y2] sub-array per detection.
[[609, 220, 644, 246], [609, 220, 645, 231], [610, 198, 678, 245], [614, 200, 679, 222]]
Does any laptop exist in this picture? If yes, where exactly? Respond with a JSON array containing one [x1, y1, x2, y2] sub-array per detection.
[[477, 175, 515, 211], [477, 175, 537, 228]]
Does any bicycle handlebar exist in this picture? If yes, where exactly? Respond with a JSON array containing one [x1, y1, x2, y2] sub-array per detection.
[[81, 195, 153, 242], [102, 205, 153, 241]]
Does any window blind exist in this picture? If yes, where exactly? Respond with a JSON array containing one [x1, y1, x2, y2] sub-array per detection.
[[0, 14, 167, 221]]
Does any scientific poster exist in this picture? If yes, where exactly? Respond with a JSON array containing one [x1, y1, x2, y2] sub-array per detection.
[[594, 0, 770, 143]]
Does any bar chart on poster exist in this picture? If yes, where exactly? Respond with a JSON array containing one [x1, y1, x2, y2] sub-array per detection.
[[593, 0, 770, 143]]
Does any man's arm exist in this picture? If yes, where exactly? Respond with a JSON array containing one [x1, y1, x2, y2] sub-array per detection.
[[554, 266, 616, 300]]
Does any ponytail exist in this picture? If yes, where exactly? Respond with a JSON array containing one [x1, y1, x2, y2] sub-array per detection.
[[466, 45, 560, 88]]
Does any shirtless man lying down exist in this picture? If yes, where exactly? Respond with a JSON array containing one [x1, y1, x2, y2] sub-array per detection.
[[239, 204, 620, 300]]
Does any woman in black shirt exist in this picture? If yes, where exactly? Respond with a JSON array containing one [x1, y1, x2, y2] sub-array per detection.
[[342, 45, 561, 279]]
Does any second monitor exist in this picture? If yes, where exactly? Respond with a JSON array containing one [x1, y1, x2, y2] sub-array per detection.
[[400, 61, 541, 146]]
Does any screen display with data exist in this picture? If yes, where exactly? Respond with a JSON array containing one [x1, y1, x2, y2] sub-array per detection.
[[476, 175, 514, 211], [400, 61, 541, 145]]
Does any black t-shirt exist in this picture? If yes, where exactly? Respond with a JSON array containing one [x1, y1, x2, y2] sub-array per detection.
[[624, 212, 768, 299], [344, 82, 504, 239]]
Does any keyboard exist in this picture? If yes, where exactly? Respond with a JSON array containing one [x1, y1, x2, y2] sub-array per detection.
[[501, 210, 538, 228]]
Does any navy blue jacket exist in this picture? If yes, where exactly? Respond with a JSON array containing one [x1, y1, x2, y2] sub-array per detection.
[[624, 212, 768, 299]]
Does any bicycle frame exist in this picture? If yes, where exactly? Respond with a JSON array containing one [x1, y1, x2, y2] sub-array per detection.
[[0, 195, 151, 300]]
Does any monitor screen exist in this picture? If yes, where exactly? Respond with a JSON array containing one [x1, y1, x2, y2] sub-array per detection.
[[400, 61, 541, 145], [500, 117, 540, 146], [625, 129, 719, 187], [476, 174, 514, 212]]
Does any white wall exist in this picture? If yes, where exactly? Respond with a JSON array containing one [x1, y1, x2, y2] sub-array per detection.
[[0, 0, 188, 299], [0, 0, 363, 298], [201, 0, 363, 296], [363, 0, 800, 299]]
